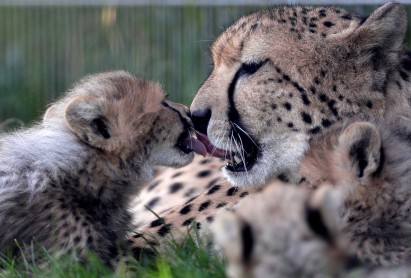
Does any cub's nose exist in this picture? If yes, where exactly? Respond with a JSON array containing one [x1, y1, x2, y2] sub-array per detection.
[[191, 109, 211, 135]]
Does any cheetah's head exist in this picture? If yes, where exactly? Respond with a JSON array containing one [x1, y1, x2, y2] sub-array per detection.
[[44, 71, 203, 170], [191, 2, 409, 187]]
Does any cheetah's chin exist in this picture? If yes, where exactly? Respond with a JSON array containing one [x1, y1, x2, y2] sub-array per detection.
[[195, 131, 259, 172]]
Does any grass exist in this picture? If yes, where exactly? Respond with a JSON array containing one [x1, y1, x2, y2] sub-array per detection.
[[0, 227, 226, 278]]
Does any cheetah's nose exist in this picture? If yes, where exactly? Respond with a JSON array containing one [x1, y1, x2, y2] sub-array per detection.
[[191, 109, 211, 136]]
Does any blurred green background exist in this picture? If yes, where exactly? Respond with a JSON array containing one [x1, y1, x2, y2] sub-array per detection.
[[1, 4, 411, 127]]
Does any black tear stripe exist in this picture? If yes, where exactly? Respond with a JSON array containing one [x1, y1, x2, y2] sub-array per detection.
[[227, 59, 269, 127]]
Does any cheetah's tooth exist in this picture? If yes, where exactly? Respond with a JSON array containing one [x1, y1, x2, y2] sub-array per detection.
[[234, 155, 242, 164], [227, 158, 235, 165]]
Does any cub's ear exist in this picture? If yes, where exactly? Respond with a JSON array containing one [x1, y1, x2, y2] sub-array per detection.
[[43, 104, 57, 121], [350, 2, 406, 68], [338, 122, 381, 179], [64, 96, 111, 149]]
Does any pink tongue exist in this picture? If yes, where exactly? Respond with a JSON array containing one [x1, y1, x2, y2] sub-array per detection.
[[182, 137, 207, 157], [195, 132, 230, 159], [182, 132, 230, 158]]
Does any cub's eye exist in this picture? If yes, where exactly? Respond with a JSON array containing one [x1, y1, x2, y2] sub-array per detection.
[[240, 59, 269, 75]]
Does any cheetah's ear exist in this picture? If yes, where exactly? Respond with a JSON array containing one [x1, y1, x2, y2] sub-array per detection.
[[330, 2, 407, 70], [338, 122, 382, 179], [64, 96, 111, 149], [348, 2, 407, 69]]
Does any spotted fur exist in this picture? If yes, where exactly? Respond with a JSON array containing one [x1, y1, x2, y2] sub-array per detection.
[[212, 183, 355, 278], [212, 178, 411, 278], [129, 178, 264, 252], [130, 2, 411, 255], [300, 116, 411, 266], [130, 155, 226, 228], [0, 71, 195, 265], [130, 117, 411, 269], [212, 116, 411, 277]]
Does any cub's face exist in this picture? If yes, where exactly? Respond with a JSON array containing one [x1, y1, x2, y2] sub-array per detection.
[[48, 71, 196, 169], [149, 100, 196, 168], [190, 4, 407, 186]]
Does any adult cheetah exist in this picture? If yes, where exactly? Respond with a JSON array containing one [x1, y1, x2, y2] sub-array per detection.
[[131, 2, 411, 244]]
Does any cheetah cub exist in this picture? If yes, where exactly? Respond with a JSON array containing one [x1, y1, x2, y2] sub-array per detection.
[[212, 182, 411, 278], [300, 117, 411, 266], [0, 71, 203, 265], [212, 183, 358, 278]]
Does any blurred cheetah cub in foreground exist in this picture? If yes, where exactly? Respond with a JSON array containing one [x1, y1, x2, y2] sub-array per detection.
[[0, 71, 202, 265], [212, 183, 356, 278], [213, 182, 411, 278]]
